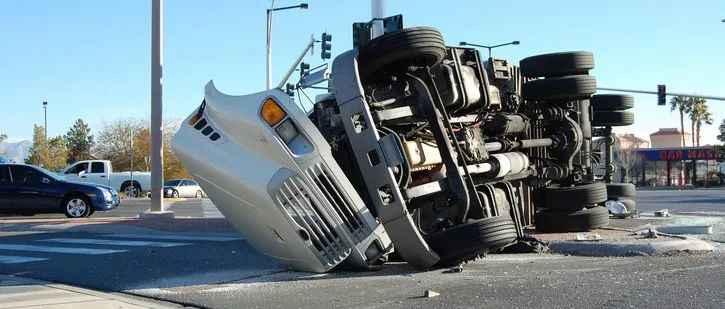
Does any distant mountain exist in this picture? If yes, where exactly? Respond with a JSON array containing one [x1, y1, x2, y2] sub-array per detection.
[[0, 140, 32, 163]]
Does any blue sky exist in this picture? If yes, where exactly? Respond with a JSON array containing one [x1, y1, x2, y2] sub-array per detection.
[[1, 0, 724, 145]]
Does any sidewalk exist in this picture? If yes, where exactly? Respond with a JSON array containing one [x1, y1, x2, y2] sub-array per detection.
[[0, 275, 186, 309], [531, 215, 719, 257]]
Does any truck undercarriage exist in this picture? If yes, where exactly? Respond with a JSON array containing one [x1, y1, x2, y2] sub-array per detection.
[[173, 22, 636, 272]]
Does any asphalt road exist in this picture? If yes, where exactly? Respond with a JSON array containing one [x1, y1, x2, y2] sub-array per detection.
[[0, 189, 723, 308], [636, 189, 725, 214], [1, 198, 223, 219]]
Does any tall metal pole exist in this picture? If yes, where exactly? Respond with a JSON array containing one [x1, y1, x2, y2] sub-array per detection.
[[43, 101, 48, 166], [42, 101, 47, 141], [371, 0, 385, 38], [266, 0, 276, 90], [150, 0, 164, 212]]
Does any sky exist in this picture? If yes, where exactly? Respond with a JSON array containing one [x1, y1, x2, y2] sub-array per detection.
[[1, 0, 724, 145]]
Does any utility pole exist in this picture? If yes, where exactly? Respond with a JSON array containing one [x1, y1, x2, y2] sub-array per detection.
[[129, 127, 134, 184], [146, 0, 170, 217], [43, 101, 48, 166], [266, 1, 308, 89], [42, 101, 47, 141], [371, 0, 385, 38]]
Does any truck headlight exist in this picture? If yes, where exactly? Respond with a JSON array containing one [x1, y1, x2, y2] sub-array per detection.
[[100, 188, 113, 202]]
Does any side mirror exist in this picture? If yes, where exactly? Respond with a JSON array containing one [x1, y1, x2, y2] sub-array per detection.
[[78, 170, 86, 176], [41, 177, 51, 184]]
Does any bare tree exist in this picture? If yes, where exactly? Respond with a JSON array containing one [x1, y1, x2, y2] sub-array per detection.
[[614, 135, 645, 183]]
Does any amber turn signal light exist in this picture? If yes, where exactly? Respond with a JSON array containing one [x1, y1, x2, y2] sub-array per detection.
[[260, 98, 286, 126]]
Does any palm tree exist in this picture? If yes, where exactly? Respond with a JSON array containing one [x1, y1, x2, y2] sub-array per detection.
[[670, 96, 692, 146], [689, 98, 713, 146]]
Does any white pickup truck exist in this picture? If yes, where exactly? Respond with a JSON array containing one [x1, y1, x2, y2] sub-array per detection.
[[61, 160, 151, 197]]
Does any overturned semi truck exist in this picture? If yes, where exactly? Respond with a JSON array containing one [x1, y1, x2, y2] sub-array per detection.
[[172, 21, 635, 272]]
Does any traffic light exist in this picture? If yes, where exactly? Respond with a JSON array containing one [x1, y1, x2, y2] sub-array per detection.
[[299, 62, 310, 78], [320, 32, 332, 60], [285, 83, 295, 96], [657, 84, 666, 105]]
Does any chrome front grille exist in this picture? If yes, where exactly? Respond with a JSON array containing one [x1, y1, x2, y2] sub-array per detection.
[[304, 163, 370, 240], [274, 174, 350, 266]]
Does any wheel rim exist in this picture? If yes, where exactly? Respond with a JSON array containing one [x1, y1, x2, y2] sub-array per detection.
[[66, 198, 87, 218], [124, 186, 138, 197], [195, 191, 201, 198], [173, 191, 178, 198]]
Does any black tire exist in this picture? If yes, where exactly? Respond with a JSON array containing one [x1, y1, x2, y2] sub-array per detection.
[[195, 191, 203, 198], [544, 183, 608, 211], [121, 182, 141, 198], [63, 195, 92, 218], [591, 94, 634, 111], [426, 216, 517, 266], [520, 51, 594, 78], [535, 206, 609, 233], [592, 111, 634, 127], [522, 75, 596, 101], [171, 190, 179, 198], [357, 27, 446, 79], [606, 183, 636, 199]]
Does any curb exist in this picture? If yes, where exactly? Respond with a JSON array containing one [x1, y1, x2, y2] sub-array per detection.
[[0, 274, 185, 308], [548, 238, 715, 257]]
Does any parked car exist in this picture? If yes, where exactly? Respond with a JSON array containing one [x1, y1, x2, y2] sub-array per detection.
[[61, 160, 151, 198], [0, 163, 120, 218], [163, 179, 205, 198]]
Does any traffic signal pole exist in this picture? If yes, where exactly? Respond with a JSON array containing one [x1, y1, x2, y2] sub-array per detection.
[[597, 87, 725, 102]]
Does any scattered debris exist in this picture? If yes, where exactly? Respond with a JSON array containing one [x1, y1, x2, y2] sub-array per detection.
[[501, 236, 550, 254], [654, 209, 670, 217], [644, 227, 659, 238], [605, 200, 628, 218], [443, 265, 463, 273], [425, 290, 440, 298], [657, 225, 713, 235], [575, 233, 603, 241]]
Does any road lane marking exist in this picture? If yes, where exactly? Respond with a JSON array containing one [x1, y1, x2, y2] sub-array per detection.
[[40, 238, 191, 248], [0, 244, 125, 255], [105, 233, 242, 242], [0, 255, 48, 264]]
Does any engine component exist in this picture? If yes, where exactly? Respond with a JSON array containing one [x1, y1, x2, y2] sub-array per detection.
[[483, 113, 529, 136], [456, 126, 488, 162], [490, 152, 530, 178], [403, 140, 442, 169]]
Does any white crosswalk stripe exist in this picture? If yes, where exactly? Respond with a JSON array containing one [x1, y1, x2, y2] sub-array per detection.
[[0, 233, 241, 265], [39, 238, 191, 248], [0, 244, 126, 255], [105, 233, 242, 242], [0, 255, 48, 264]]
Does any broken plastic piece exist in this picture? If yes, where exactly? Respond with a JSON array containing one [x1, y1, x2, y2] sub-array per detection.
[[654, 209, 670, 217], [425, 290, 440, 298]]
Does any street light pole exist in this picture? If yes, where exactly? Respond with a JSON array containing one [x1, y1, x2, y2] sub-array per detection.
[[459, 40, 520, 59], [42, 101, 47, 141], [266, 2, 308, 89], [150, 0, 165, 212]]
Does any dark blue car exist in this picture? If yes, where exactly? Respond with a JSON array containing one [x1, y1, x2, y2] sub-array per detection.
[[0, 163, 120, 218]]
